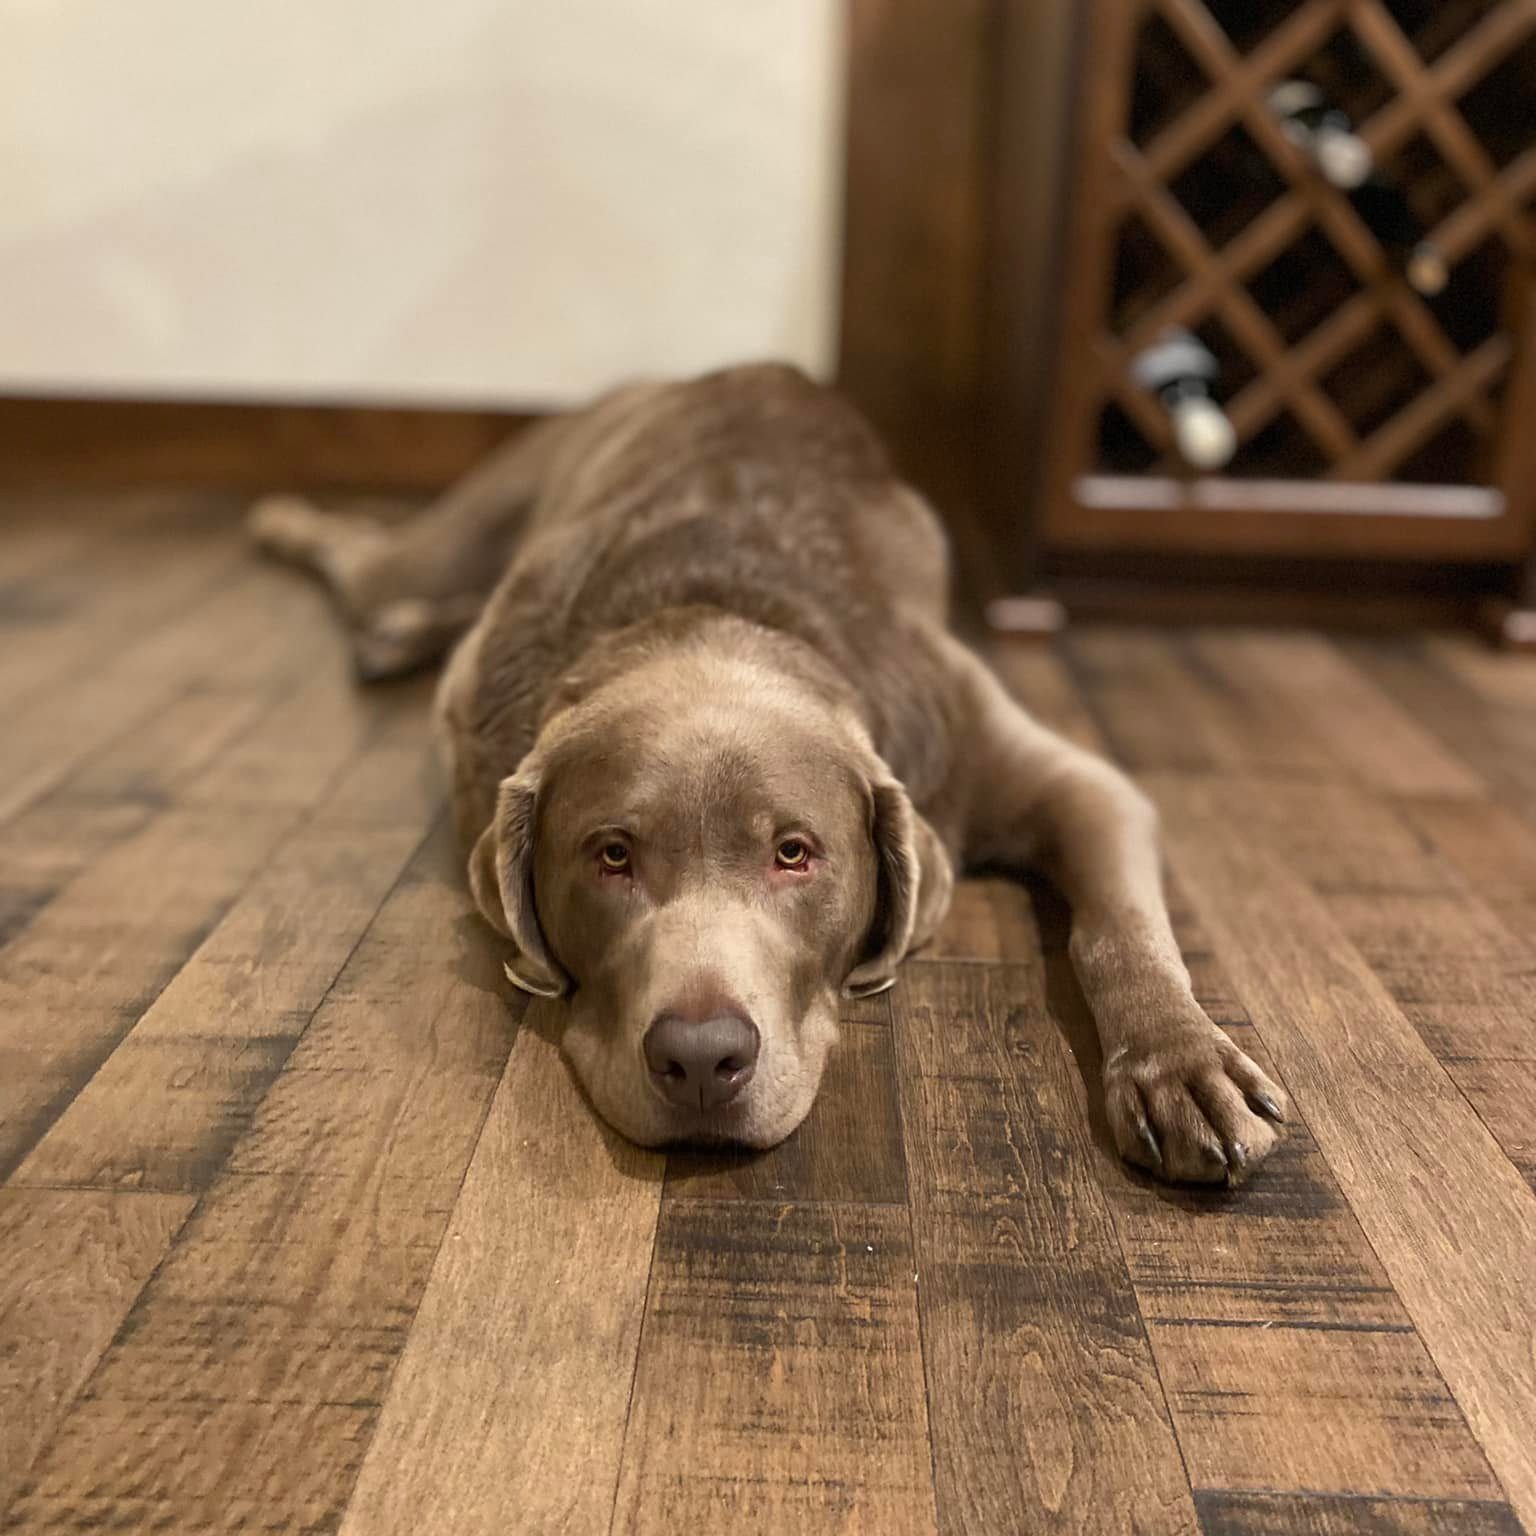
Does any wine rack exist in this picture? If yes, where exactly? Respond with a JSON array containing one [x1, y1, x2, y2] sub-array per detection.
[[1040, 0, 1536, 564]]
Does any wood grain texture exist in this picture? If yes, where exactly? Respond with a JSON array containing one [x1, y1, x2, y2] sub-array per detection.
[[11, 494, 1536, 1533], [0, 560, 336, 824], [837, 0, 999, 607], [1151, 774, 1536, 1531], [12, 808, 427, 1190], [1403, 794, 1536, 944], [665, 1010, 908, 1204], [340, 1011, 663, 1536], [1064, 629, 1335, 777], [0, 501, 245, 717], [4, 822, 517, 1534], [0, 1190, 193, 1515], [1051, 637, 1526, 1515], [0, 396, 531, 491], [1041, 878, 1499, 1505], [612, 1200, 936, 1536], [0, 800, 152, 947], [1192, 1490, 1525, 1536], [1183, 632, 1483, 797], [893, 960, 1198, 1536], [0, 803, 301, 1179], [1345, 637, 1536, 818]]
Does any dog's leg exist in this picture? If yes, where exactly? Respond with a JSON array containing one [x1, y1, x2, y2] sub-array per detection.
[[951, 642, 1288, 1184], [249, 414, 574, 680]]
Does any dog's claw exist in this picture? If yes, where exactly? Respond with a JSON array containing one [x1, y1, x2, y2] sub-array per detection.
[[1252, 1091, 1285, 1123], [1137, 1122, 1163, 1169]]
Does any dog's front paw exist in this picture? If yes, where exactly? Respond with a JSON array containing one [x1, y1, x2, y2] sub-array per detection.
[[1103, 1022, 1288, 1185]]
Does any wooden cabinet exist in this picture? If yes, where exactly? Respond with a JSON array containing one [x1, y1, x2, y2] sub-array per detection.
[[989, 0, 1536, 628]]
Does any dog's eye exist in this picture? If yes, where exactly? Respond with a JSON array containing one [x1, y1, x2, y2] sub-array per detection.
[[599, 843, 631, 873], [775, 839, 810, 869]]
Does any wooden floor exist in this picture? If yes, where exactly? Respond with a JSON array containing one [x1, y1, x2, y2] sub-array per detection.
[[4, 495, 1536, 1536]]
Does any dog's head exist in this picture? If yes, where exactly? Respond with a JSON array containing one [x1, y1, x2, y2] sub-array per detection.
[[468, 648, 946, 1147]]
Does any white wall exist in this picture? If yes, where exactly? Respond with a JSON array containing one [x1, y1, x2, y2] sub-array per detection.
[[0, 0, 843, 406]]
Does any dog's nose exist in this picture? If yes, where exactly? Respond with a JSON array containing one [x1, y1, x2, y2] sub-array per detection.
[[643, 1013, 760, 1110]]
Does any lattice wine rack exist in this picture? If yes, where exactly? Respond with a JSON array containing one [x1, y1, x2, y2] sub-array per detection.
[[1040, 0, 1536, 570]]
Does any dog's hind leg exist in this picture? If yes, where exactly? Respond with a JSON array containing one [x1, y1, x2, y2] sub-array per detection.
[[249, 413, 573, 680]]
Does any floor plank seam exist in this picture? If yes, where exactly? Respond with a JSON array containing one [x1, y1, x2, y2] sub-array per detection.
[[0, 1193, 200, 1529], [886, 987, 945, 1536], [1163, 842, 1529, 1521], [601, 1144, 666, 1536], [0, 809, 447, 1525], [0, 771, 416, 1189], [330, 989, 535, 1535], [4, 541, 250, 728]]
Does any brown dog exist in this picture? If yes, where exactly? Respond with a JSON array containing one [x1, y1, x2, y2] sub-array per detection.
[[251, 363, 1286, 1180]]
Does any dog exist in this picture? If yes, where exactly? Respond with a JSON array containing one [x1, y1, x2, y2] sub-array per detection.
[[250, 362, 1286, 1181]]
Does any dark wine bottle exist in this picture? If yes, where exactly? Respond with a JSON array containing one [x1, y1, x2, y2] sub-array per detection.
[[1130, 330, 1236, 472], [1267, 80, 1448, 296]]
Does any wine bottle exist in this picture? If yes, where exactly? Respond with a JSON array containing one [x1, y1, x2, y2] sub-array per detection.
[[1349, 176, 1449, 295], [1130, 330, 1237, 472], [1268, 79, 1372, 189], [1267, 80, 1448, 295]]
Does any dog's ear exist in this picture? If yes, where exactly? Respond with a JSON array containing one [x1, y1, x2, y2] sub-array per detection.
[[844, 779, 933, 999], [467, 765, 568, 998]]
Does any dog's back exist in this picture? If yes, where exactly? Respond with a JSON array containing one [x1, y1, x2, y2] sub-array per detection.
[[457, 365, 960, 827]]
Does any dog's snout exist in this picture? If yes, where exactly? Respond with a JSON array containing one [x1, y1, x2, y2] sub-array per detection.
[[643, 1013, 760, 1110]]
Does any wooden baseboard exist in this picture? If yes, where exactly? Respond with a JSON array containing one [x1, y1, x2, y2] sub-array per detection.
[[0, 395, 537, 492]]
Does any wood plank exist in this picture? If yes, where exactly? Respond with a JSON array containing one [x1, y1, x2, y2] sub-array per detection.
[[1182, 778, 1454, 899], [1439, 1060, 1536, 1194], [12, 803, 428, 1190], [1064, 629, 1336, 777], [178, 664, 376, 810], [1153, 1321, 1498, 1501], [1037, 891, 1501, 1505], [337, 1009, 659, 1536], [611, 1200, 935, 1536], [0, 567, 340, 939], [0, 562, 339, 824], [1185, 633, 1483, 798], [1149, 773, 1536, 1531], [0, 1190, 194, 1516], [0, 672, 328, 946], [1192, 1490, 1524, 1535], [955, 643, 1520, 1511], [5, 822, 518, 1534], [61, 684, 278, 806], [0, 503, 245, 716], [0, 800, 152, 947], [962, 645, 1491, 1499], [923, 874, 1039, 963], [1425, 634, 1536, 714], [1402, 795, 1536, 943], [1344, 638, 1536, 818], [0, 803, 301, 1179], [664, 1007, 907, 1204], [0, 684, 279, 945], [893, 960, 1197, 1535], [0, 613, 405, 1181]]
